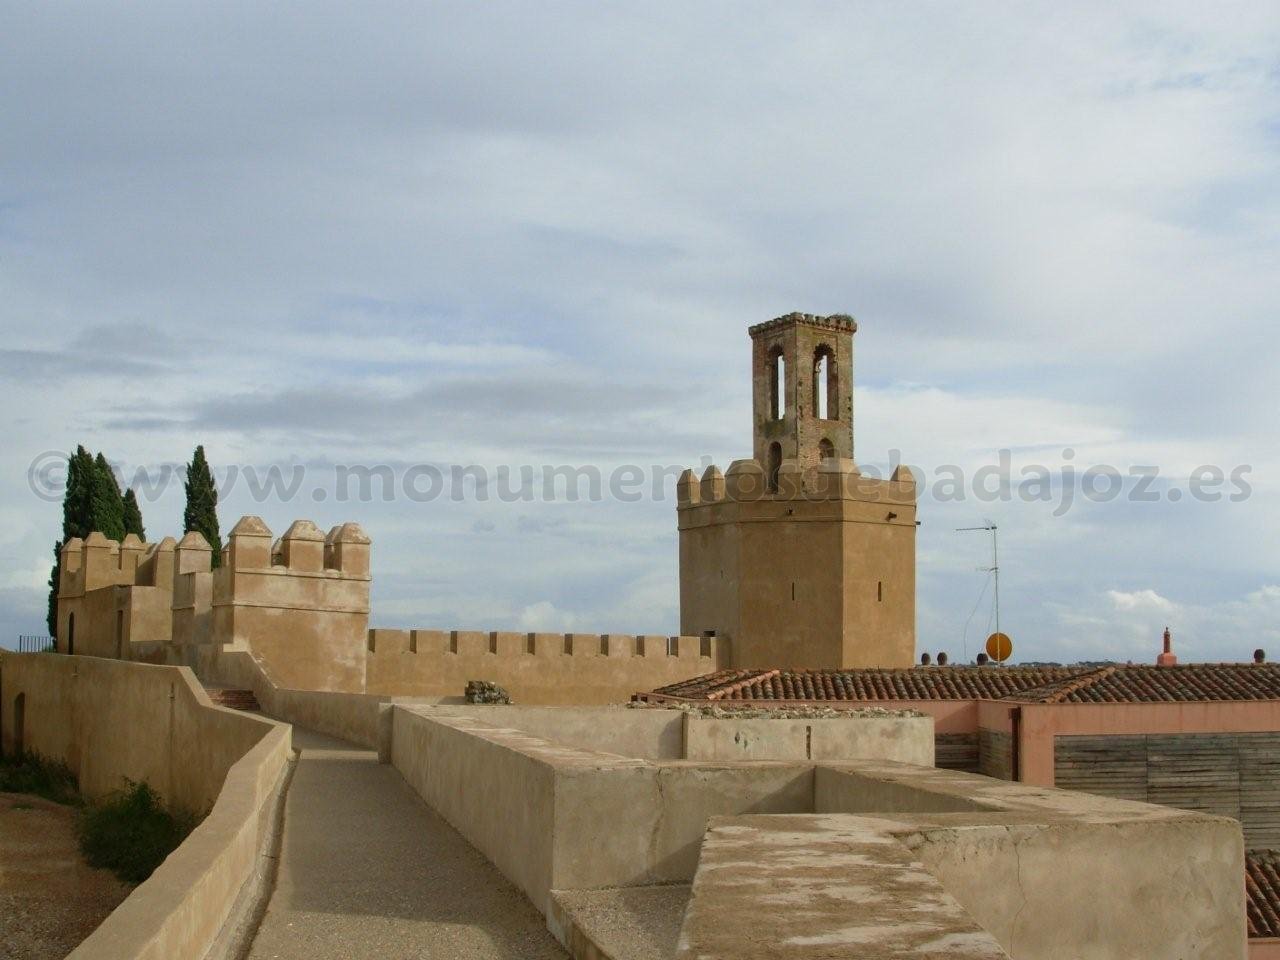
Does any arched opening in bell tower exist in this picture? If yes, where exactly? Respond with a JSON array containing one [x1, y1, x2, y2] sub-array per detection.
[[769, 346, 786, 421], [813, 345, 837, 420]]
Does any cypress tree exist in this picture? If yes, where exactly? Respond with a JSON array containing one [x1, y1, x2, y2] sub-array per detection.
[[91, 452, 126, 541], [64, 446, 96, 540], [46, 446, 97, 635], [184, 445, 222, 567], [122, 488, 146, 540]]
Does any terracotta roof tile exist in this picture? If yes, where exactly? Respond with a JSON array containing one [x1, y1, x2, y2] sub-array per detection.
[[646, 666, 1081, 703], [1248, 851, 1280, 938], [645, 664, 1280, 705], [1035, 664, 1280, 703]]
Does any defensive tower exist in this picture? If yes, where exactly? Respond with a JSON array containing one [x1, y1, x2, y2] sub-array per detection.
[[678, 312, 917, 669]]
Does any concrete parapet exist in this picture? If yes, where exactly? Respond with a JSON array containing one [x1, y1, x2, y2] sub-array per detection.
[[388, 705, 1246, 960], [682, 713, 934, 764], [0, 652, 292, 960]]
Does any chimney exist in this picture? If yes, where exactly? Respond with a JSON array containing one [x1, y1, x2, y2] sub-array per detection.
[[1254, 649, 1266, 665], [937, 651, 949, 666], [1156, 627, 1178, 667], [920, 652, 932, 666]]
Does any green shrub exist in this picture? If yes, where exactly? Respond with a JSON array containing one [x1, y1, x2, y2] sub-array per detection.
[[0, 751, 80, 805], [79, 781, 196, 884]]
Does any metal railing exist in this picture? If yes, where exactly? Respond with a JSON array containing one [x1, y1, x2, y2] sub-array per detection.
[[16, 634, 55, 653]]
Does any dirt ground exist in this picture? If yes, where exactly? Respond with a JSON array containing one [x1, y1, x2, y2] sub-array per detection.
[[0, 791, 131, 960]]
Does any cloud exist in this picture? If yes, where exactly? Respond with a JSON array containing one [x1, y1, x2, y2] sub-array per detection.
[[0, 5, 1276, 660], [517, 600, 578, 632], [1108, 589, 1177, 613]]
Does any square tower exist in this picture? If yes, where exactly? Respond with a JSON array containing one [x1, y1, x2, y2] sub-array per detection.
[[751, 312, 856, 482], [679, 311, 916, 670]]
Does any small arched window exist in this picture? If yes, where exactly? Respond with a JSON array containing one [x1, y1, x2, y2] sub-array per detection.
[[769, 346, 786, 421], [767, 442, 782, 494], [819, 438, 835, 462], [67, 612, 75, 656], [813, 345, 837, 419]]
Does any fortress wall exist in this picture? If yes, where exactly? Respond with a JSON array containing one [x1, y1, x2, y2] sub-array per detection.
[[0, 652, 279, 810], [391, 707, 813, 915], [677, 459, 917, 671], [365, 629, 723, 704], [1, 652, 292, 960], [211, 518, 372, 693], [204, 646, 393, 752]]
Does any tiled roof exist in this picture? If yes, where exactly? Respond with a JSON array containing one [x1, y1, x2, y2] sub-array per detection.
[[1248, 850, 1280, 938], [1016, 664, 1280, 703], [644, 664, 1280, 705], [645, 666, 1083, 703]]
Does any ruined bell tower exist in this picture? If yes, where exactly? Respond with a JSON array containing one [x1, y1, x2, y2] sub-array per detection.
[[677, 312, 917, 670], [751, 312, 856, 482]]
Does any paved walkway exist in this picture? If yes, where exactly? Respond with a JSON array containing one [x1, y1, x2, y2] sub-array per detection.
[[247, 728, 567, 959]]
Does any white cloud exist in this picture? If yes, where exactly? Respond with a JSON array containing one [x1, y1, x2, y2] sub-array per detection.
[[516, 601, 578, 633], [0, 5, 1275, 660], [1108, 589, 1177, 613]]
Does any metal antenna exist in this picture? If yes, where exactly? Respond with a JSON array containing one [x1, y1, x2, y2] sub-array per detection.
[[957, 521, 1000, 659]]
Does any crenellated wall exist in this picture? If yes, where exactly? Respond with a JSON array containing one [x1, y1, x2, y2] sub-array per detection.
[[209, 517, 372, 692], [678, 456, 917, 671], [365, 629, 721, 704], [56, 531, 211, 660], [56, 515, 721, 703]]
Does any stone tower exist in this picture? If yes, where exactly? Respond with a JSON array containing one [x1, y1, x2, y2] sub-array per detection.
[[677, 312, 917, 670], [751, 312, 856, 482]]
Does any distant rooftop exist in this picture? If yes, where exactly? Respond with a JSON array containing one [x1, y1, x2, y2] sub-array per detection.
[[1248, 850, 1280, 939], [642, 663, 1280, 705]]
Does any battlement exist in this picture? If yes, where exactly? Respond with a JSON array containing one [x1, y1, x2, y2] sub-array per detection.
[[58, 531, 207, 597], [748, 312, 857, 337], [676, 459, 917, 508], [368, 629, 715, 659], [365, 628, 724, 704], [219, 515, 371, 579]]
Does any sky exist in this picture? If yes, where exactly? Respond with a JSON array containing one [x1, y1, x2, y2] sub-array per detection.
[[1, 3, 1277, 664]]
